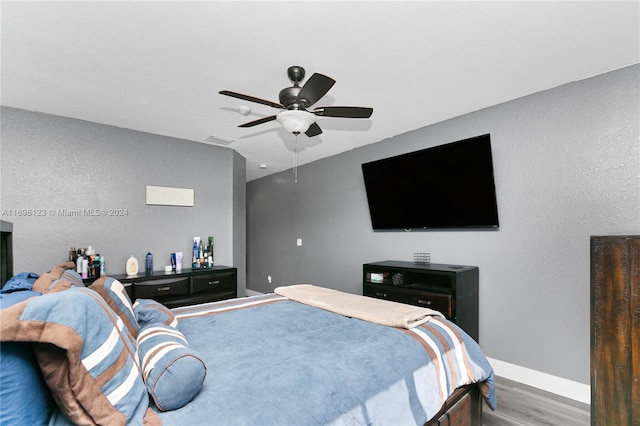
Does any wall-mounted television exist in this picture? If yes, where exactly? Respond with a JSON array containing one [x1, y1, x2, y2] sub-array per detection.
[[361, 134, 499, 230]]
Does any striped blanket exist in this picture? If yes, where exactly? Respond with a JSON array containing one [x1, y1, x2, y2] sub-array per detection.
[[160, 293, 496, 425]]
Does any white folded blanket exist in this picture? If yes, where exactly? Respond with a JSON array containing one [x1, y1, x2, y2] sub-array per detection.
[[274, 284, 443, 329]]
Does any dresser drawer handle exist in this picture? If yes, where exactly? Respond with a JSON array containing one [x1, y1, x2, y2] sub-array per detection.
[[375, 292, 388, 298], [208, 280, 220, 286], [417, 299, 432, 305], [156, 286, 171, 292]]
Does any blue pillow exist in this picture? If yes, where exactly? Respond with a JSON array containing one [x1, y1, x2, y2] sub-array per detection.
[[0, 290, 53, 426], [137, 323, 207, 411], [1, 272, 39, 293], [133, 298, 178, 328]]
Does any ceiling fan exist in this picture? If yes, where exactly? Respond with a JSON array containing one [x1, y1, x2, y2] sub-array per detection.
[[219, 66, 373, 137]]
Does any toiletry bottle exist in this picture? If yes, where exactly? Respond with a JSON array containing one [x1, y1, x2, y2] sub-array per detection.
[[126, 255, 139, 277], [82, 258, 88, 279], [192, 239, 199, 269], [145, 252, 153, 275], [76, 254, 83, 274], [100, 256, 106, 276], [208, 237, 214, 266], [175, 252, 183, 272], [89, 256, 95, 278]]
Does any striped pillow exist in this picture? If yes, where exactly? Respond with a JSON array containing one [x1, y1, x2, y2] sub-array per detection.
[[90, 277, 140, 338], [31, 262, 76, 293], [43, 269, 85, 293], [133, 298, 178, 328], [60, 269, 84, 287], [137, 323, 206, 411], [0, 287, 159, 425]]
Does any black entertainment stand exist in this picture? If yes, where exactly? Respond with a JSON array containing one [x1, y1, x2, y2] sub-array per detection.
[[363, 260, 479, 341]]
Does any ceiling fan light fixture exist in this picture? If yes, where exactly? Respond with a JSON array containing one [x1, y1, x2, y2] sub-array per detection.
[[276, 110, 316, 134]]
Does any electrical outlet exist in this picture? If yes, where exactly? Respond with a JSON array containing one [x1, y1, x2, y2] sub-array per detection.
[[268, 275, 272, 284]]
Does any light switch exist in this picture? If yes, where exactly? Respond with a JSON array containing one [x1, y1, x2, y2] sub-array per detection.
[[296, 238, 303, 247]]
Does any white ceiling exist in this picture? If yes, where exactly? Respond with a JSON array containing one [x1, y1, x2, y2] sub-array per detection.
[[2, 1, 638, 181]]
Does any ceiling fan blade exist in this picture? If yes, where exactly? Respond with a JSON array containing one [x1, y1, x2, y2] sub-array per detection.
[[296, 73, 336, 107], [305, 122, 323, 137], [313, 106, 373, 118], [219, 90, 284, 109], [238, 115, 277, 128]]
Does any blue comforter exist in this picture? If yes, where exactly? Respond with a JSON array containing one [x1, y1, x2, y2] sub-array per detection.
[[157, 294, 495, 425]]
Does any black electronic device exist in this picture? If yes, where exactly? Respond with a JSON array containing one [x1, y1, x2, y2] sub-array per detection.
[[1, 221, 14, 287], [361, 134, 499, 230]]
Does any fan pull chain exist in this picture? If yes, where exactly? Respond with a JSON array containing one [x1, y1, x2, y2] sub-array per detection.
[[293, 134, 299, 183]]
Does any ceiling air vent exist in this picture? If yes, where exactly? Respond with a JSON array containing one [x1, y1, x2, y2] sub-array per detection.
[[204, 134, 235, 146]]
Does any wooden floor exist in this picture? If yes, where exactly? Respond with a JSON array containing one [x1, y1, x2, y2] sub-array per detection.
[[483, 377, 590, 426]]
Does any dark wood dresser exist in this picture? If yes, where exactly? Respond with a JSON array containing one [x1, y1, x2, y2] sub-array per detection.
[[590, 235, 639, 425], [115, 266, 237, 309]]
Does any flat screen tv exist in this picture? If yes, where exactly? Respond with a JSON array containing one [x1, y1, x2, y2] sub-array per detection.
[[361, 134, 499, 230]]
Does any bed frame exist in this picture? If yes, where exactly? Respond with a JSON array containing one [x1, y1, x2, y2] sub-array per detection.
[[425, 383, 482, 426]]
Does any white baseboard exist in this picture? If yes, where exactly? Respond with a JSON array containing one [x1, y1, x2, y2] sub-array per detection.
[[245, 289, 264, 297], [487, 357, 590, 405]]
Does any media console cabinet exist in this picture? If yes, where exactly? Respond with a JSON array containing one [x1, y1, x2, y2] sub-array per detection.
[[113, 266, 237, 309], [363, 260, 479, 341]]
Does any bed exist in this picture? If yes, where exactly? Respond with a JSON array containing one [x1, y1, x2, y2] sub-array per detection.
[[0, 263, 495, 425]]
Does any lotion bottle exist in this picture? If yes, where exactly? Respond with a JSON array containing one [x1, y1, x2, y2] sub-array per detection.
[[126, 255, 139, 277]]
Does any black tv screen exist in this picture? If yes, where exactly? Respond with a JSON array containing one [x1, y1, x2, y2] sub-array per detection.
[[361, 134, 499, 230]]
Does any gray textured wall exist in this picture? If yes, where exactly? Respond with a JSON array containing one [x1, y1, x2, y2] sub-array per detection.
[[1, 107, 246, 294], [246, 65, 640, 385]]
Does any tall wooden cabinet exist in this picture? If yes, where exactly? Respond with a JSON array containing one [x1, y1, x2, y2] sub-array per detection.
[[590, 235, 639, 425]]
